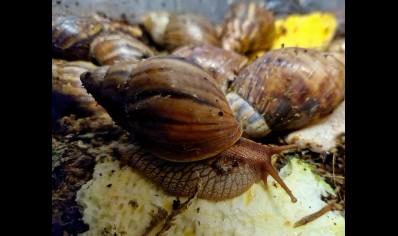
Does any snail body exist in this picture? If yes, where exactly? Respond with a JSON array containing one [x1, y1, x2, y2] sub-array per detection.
[[120, 138, 296, 201], [81, 56, 297, 202], [229, 47, 345, 138]]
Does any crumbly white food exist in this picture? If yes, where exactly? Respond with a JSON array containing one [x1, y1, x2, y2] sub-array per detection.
[[76, 158, 344, 236], [285, 100, 345, 153]]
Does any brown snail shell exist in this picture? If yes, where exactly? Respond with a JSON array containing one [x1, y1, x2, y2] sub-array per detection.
[[87, 12, 144, 40], [52, 14, 149, 62], [220, 2, 275, 54], [52, 59, 105, 120], [82, 56, 242, 162], [78, 60, 140, 130], [230, 47, 345, 138], [172, 44, 248, 94], [52, 15, 105, 61], [89, 32, 155, 65], [141, 12, 219, 51]]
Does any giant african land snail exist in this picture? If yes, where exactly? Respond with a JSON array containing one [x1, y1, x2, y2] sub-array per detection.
[[80, 56, 298, 202], [52, 14, 154, 64]]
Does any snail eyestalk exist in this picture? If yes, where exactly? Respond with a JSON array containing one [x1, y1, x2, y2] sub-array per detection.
[[264, 143, 298, 203], [262, 163, 297, 203], [240, 138, 297, 203], [269, 144, 299, 154]]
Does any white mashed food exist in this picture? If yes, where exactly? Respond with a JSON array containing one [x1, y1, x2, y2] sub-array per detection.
[[76, 158, 344, 236]]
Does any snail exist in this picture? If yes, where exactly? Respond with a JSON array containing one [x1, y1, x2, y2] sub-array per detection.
[[89, 32, 155, 65], [52, 15, 105, 61], [171, 46, 345, 139], [52, 14, 150, 63], [172, 44, 248, 94], [141, 12, 219, 51], [227, 47, 345, 139], [220, 2, 275, 54], [80, 55, 297, 202]]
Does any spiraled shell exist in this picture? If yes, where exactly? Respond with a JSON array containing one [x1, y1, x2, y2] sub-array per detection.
[[141, 12, 219, 51], [81, 56, 242, 162], [81, 60, 139, 129], [226, 92, 270, 139], [172, 44, 248, 94], [52, 15, 105, 61], [90, 32, 155, 65], [220, 2, 275, 54], [231, 47, 345, 135]]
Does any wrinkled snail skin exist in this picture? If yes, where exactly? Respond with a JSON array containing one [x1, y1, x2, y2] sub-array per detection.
[[81, 56, 297, 202], [120, 138, 296, 201], [89, 32, 155, 65], [172, 44, 248, 94], [230, 47, 345, 138], [141, 12, 219, 51], [220, 2, 275, 54]]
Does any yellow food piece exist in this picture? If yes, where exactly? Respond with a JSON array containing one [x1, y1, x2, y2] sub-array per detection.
[[76, 158, 344, 236], [271, 12, 338, 50]]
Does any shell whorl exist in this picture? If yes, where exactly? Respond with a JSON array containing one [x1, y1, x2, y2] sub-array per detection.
[[226, 92, 270, 139]]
